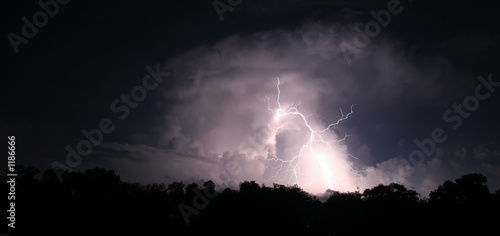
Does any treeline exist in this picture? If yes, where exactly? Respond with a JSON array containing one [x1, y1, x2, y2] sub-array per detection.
[[3, 165, 500, 235]]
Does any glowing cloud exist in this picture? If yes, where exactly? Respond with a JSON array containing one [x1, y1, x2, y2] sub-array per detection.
[[264, 77, 359, 193]]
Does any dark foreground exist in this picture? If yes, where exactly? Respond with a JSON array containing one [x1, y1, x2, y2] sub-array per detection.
[[3, 166, 500, 235]]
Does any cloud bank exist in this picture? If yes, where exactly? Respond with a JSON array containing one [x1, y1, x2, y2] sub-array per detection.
[[96, 20, 499, 196]]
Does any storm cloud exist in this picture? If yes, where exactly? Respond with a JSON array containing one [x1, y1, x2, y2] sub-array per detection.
[[96, 20, 499, 196]]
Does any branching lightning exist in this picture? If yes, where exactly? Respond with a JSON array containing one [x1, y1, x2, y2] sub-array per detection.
[[264, 77, 358, 192]]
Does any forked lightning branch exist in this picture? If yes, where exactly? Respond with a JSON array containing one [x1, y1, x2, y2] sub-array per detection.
[[264, 78, 358, 192]]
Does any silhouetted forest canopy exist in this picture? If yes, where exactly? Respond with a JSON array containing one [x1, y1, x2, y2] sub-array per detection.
[[4, 165, 500, 235]]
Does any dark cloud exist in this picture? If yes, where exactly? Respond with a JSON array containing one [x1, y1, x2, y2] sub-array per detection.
[[95, 19, 499, 195]]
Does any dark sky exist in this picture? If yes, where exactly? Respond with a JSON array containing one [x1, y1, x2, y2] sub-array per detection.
[[2, 0, 499, 195]]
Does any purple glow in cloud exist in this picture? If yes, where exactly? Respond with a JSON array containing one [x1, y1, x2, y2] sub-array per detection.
[[96, 20, 499, 196]]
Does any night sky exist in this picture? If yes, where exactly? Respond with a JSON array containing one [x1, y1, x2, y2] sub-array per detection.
[[2, 0, 500, 196]]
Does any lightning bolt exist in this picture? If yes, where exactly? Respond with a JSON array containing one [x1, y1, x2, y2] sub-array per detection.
[[264, 77, 358, 192]]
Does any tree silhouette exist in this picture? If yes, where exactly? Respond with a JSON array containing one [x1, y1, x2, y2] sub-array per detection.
[[239, 180, 261, 194], [363, 183, 419, 203], [430, 173, 490, 205], [428, 173, 495, 234], [6, 166, 499, 235]]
